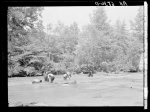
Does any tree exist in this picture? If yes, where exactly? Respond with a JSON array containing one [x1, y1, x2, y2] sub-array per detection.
[[90, 7, 109, 32], [8, 7, 44, 77], [130, 6, 144, 43], [74, 7, 114, 73], [129, 6, 144, 71], [46, 23, 53, 34], [52, 22, 80, 72], [8, 7, 44, 46], [8, 7, 44, 59]]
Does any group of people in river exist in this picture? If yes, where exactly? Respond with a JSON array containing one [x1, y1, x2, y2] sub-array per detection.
[[44, 71, 72, 83], [43, 70, 93, 83], [32, 70, 93, 84]]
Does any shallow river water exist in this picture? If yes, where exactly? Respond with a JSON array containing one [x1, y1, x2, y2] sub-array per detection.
[[8, 72, 143, 106]]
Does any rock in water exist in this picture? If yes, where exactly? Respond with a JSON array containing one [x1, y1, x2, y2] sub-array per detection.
[[32, 79, 42, 84]]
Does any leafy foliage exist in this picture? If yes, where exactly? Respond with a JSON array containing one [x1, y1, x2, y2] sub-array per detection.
[[8, 7, 144, 77]]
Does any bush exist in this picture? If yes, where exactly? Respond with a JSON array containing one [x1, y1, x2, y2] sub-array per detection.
[[11, 70, 27, 77], [24, 66, 35, 76], [17, 70, 27, 77], [51, 69, 66, 75], [12, 63, 25, 77], [128, 66, 138, 72], [57, 70, 66, 75], [8, 68, 13, 77], [80, 64, 95, 74], [74, 68, 82, 74], [101, 62, 109, 73], [73, 65, 81, 74], [28, 61, 43, 71]]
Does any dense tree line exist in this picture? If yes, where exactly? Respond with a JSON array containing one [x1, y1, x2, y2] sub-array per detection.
[[8, 6, 144, 77]]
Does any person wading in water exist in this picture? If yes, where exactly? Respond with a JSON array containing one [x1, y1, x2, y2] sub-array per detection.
[[44, 71, 55, 83], [88, 70, 93, 77]]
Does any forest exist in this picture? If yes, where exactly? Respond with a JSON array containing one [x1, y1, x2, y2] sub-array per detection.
[[8, 7, 144, 77]]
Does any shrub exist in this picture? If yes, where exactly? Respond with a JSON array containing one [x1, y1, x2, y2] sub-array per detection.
[[28, 61, 43, 71], [12, 63, 25, 77], [101, 62, 109, 73], [8, 68, 13, 77], [74, 67, 82, 74], [24, 66, 35, 76], [80, 64, 95, 74], [17, 70, 27, 77]]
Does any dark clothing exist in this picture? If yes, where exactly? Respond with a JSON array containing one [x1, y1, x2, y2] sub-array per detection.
[[44, 75, 49, 82], [50, 76, 55, 83], [88, 71, 93, 77]]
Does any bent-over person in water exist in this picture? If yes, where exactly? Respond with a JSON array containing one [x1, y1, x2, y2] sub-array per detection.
[[63, 72, 71, 80], [47, 73, 55, 83], [44, 71, 49, 82], [88, 71, 93, 77], [44, 71, 55, 83]]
